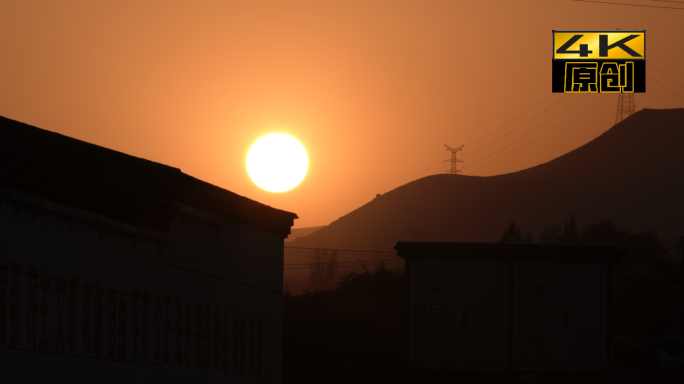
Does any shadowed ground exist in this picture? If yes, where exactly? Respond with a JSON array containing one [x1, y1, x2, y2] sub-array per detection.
[[283, 299, 681, 383]]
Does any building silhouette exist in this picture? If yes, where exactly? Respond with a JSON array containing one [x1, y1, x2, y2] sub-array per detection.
[[0, 115, 296, 382]]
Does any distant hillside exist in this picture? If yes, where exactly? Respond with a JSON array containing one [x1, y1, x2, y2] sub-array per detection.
[[285, 225, 326, 242], [291, 108, 684, 251]]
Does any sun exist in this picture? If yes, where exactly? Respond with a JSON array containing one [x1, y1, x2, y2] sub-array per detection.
[[247, 133, 308, 192]]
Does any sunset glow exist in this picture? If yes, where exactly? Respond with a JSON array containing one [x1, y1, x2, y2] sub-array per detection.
[[1, 1, 682, 229], [247, 133, 308, 192]]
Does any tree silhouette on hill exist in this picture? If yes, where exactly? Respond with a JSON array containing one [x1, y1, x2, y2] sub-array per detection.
[[497, 221, 532, 243]]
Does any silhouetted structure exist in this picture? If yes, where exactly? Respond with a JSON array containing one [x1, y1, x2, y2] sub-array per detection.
[[0, 115, 297, 382], [395, 241, 624, 372], [615, 93, 635, 125], [444, 144, 464, 174]]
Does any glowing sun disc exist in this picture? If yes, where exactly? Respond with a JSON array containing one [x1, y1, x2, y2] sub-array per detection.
[[247, 133, 308, 192]]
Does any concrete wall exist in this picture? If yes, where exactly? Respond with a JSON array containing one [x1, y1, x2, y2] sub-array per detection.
[[0, 194, 283, 383], [409, 260, 459, 369], [409, 259, 609, 372]]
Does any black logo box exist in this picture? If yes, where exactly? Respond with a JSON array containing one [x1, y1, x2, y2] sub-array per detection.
[[552, 60, 645, 93]]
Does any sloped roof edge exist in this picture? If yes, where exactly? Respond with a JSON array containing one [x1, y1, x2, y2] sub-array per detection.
[[0, 115, 297, 236]]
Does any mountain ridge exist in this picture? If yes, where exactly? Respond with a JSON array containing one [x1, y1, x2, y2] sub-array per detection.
[[292, 108, 684, 251]]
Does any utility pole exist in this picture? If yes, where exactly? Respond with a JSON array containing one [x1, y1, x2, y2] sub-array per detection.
[[444, 144, 464, 174]]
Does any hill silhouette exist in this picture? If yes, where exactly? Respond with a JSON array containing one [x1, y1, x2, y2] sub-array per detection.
[[291, 108, 684, 251], [285, 225, 326, 242]]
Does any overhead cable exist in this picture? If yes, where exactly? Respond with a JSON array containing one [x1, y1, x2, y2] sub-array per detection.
[[469, 93, 599, 174]]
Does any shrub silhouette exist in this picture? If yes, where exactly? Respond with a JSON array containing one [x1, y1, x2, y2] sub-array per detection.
[[497, 221, 532, 243], [538, 213, 580, 243], [307, 248, 340, 292], [285, 256, 405, 309], [335, 259, 405, 305]]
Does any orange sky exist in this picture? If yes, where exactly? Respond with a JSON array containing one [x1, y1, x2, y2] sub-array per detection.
[[1, 0, 682, 228]]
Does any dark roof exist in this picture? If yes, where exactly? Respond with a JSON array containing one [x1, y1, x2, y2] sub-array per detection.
[[0, 115, 297, 237], [395, 241, 625, 262]]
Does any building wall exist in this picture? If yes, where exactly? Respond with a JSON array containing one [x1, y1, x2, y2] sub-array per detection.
[[458, 262, 508, 371], [0, 194, 283, 383], [513, 263, 607, 371], [409, 260, 459, 369], [559, 263, 606, 371], [409, 259, 609, 372], [513, 262, 562, 370]]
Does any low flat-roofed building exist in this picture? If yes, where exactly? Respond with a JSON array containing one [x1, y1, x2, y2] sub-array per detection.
[[395, 241, 624, 372], [0, 115, 296, 383]]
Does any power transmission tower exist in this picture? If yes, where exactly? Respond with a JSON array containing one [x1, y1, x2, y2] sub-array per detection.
[[615, 93, 635, 125], [444, 144, 464, 174]]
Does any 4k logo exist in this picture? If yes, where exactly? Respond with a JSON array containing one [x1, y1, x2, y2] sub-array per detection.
[[551, 30, 646, 93], [553, 31, 645, 60]]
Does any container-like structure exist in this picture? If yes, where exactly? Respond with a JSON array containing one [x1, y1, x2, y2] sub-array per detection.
[[0, 116, 297, 383], [395, 241, 624, 372]]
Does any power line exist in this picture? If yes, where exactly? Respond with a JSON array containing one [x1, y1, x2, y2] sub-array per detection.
[[413, 39, 681, 181], [414, 151, 449, 180], [284, 260, 404, 271], [571, 0, 684, 10], [648, 50, 684, 79], [283, 246, 403, 271], [467, 95, 586, 170], [286, 233, 684, 266], [647, 73, 684, 102], [411, 95, 556, 180], [646, 75, 681, 107], [284, 251, 396, 258], [467, 94, 555, 147], [469, 94, 599, 174], [284, 258, 401, 267], [467, 75, 681, 175], [284, 252, 398, 261], [648, 61, 684, 93], [467, 102, 585, 174], [463, 96, 569, 159], [285, 258, 402, 267], [460, 49, 680, 168], [285, 246, 396, 254], [642, 47, 684, 106], [646, 83, 677, 107], [465, 51, 684, 175]]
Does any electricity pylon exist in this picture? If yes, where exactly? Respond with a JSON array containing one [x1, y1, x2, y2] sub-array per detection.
[[444, 144, 464, 174], [615, 93, 635, 125]]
